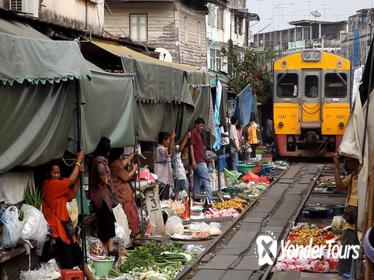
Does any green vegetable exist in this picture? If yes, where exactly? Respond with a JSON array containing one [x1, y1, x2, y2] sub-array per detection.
[[119, 241, 194, 280], [24, 183, 43, 210]]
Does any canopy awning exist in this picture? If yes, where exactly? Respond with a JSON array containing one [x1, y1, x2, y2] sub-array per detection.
[[0, 18, 49, 39], [0, 32, 91, 85], [91, 39, 202, 72]]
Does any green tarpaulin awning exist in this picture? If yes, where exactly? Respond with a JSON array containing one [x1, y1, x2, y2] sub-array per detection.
[[0, 32, 91, 85]]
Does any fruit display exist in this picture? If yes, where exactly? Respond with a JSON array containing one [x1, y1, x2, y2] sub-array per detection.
[[212, 198, 247, 211], [273, 256, 339, 273], [203, 208, 240, 219], [273, 223, 341, 273], [287, 224, 339, 246]]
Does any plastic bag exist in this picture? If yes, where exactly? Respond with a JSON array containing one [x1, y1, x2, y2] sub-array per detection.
[[21, 204, 48, 243], [190, 222, 209, 232], [165, 215, 184, 235], [20, 259, 60, 280], [1, 206, 24, 249], [186, 244, 205, 255], [67, 199, 79, 228], [88, 237, 106, 258], [112, 204, 131, 247], [115, 222, 125, 238], [208, 222, 221, 236]]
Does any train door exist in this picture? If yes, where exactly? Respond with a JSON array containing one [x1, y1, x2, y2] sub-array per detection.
[[301, 71, 321, 129]]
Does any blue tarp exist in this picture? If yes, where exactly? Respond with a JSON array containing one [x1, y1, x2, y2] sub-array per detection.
[[234, 83, 253, 126]]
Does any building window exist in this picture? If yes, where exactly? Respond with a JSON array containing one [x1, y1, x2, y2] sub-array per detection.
[[210, 49, 222, 71], [129, 14, 148, 42], [234, 16, 244, 35], [217, 8, 224, 30], [208, 8, 217, 27]]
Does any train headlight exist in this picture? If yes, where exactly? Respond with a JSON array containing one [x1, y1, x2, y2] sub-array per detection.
[[338, 122, 345, 129], [278, 122, 284, 128], [302, 50, 321, 62]]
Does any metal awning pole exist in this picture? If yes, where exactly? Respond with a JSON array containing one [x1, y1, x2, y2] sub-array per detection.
[[132, 74, 145, 239], [75, 81, 87, 262]]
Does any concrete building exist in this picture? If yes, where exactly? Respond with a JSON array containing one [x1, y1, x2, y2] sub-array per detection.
[[341, 8, 374, 67], [104, 0, 216, 68], [253, 20, 347, 57], [206, 0, 259, 73], [1, 0, 104, 33]]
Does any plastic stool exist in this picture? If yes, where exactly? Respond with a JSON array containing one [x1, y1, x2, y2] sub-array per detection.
[[60, 269, 84, 280]]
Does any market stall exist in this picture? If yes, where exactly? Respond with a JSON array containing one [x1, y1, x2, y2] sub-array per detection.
[[272, 166, 347, 275]]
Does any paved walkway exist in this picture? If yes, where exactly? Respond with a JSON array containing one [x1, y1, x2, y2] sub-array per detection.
[[186, 163, 332, 280]]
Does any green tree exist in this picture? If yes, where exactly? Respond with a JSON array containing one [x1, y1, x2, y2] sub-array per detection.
[[228, 48, 274, 104]]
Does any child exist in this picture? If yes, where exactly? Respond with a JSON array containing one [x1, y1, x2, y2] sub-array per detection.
[[173, 132, 191, 195]]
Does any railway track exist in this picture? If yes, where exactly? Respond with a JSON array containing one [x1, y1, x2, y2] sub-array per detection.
[[180, 162, 333, 280]]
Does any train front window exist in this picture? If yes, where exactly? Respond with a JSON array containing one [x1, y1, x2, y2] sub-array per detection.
[[305, 75, 319, 98], [277, 73, 298, 98], [325, 73, 347, 98]]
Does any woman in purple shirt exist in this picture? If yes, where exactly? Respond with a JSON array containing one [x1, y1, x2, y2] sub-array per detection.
[[89, 137, 116, 254]]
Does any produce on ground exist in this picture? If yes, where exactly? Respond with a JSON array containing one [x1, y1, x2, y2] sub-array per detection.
[[212, 198, 247, 211], [273, 256, 339, 273], [203, 208, 240, 219], [287, 224, 339, 246], [316, 176, 336, 188], [273, 224, 341, 273], [117, 241, 194, 280]]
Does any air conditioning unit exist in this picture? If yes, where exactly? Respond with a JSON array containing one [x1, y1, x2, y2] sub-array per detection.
[[9, 0, 39, 18]]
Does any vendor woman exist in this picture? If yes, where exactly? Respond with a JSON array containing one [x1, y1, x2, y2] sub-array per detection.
[[42, 151, 94, 280], [89, 137, 116, 255], [334, 154, 361, 276], [109, 148, 140, 237]]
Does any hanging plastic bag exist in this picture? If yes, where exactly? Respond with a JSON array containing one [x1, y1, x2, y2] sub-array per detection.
[[165, 215, 184, 235], [112, 204, 131, 247], [67, 199, 79, 228], [1, 206, 24, 249], [20, 204, 48, 252], [115, 222, 125, 238]]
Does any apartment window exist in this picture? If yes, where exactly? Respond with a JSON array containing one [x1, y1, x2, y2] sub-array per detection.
[[129, 14, 148, 42], [235, 16, 243, 35], [210, 49, 222, 71], [217, 8, 224, 30], [208, 8, 217, 27]]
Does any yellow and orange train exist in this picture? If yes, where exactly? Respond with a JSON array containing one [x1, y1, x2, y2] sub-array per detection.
[[273, 50, 351, 157]]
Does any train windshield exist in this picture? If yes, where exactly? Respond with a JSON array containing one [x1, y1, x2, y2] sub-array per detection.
[[277, 73, 298, 98], [305, 75, 319, 98], [325, 73, 347, 98]]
